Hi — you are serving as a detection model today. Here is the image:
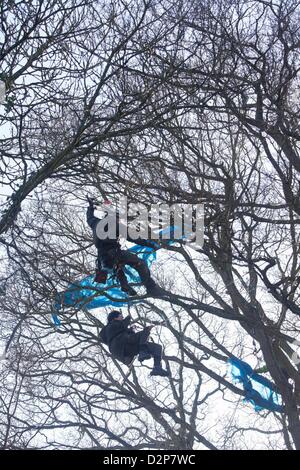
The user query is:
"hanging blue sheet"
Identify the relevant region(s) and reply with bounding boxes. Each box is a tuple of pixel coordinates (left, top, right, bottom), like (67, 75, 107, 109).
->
(52, 223, 196, 325)
(228, 357, 284, 413)
(52, 243, 158, 325)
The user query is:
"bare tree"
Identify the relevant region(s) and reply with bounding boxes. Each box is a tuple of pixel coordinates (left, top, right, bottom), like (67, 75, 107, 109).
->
(1, 0, 300, 450)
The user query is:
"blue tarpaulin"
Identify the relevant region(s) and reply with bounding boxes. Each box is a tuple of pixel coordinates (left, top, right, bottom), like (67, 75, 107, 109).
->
(228, 357, 283, 413)
(52, 224, 195, 325)
(52, 243, 158, 325)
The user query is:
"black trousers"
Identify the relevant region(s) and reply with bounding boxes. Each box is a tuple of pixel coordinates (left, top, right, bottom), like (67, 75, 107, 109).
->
(112, 249, 153, 289)
(124, 328, 162, 365)
(87, 207, 155, 289)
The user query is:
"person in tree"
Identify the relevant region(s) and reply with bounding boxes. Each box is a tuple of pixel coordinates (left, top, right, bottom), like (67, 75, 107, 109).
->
(86, 196, 165, 297)
(99, 310, 170, 377)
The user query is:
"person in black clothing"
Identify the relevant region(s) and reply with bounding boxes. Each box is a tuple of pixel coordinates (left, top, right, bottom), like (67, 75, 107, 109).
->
(99, 310, 170, 377)
(86, 197, 165, 297)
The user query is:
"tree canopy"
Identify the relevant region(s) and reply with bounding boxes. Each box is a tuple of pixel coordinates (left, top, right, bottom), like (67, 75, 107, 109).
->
(1, 0, 300, 450)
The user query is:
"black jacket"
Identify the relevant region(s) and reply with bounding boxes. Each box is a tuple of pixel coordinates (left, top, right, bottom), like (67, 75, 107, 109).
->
(87, 206, 159, 270)
(86, 206, 120, 272)
(87, 206, 159, 249)
(99, 316, 137, 365)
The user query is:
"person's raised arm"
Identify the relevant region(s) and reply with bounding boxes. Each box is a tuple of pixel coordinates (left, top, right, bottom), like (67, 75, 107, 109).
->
(86, 196, 98, 230)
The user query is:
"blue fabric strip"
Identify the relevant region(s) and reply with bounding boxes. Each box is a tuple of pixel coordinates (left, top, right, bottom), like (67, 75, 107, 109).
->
(228, 357, 283, 413)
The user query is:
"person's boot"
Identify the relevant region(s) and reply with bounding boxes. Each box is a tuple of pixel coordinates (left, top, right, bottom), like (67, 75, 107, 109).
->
(150, 366, 170, 377)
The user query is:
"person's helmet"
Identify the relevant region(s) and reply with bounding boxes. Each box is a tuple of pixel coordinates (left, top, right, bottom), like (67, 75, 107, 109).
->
(107, 310, 122, 323)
